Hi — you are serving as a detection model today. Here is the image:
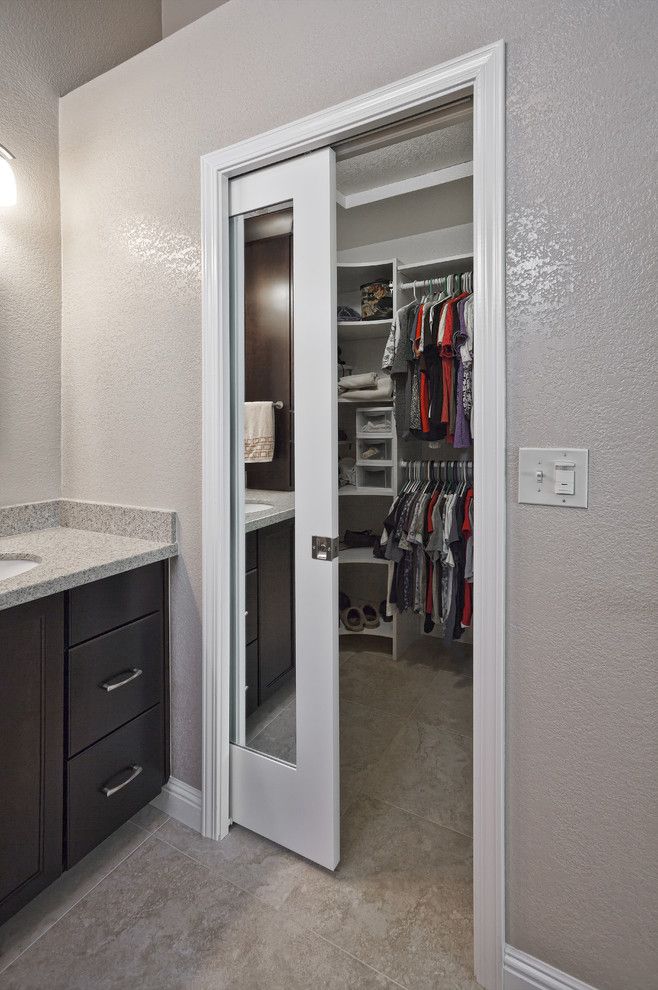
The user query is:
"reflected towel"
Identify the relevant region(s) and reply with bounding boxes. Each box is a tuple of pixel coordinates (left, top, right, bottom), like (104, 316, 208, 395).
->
(244, 401, 275, 462)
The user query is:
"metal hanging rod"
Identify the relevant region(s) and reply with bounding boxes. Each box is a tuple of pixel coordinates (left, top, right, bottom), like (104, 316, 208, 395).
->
(400, 458, 473, 484)
(400, 271, 473, 291)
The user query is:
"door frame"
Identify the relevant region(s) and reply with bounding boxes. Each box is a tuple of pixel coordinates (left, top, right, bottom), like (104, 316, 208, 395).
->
(201, 40, 506, 990)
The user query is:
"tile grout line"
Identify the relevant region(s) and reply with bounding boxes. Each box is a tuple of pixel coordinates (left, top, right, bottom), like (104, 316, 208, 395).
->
(360, 792, 474, 841)
(130, 815, 171, 836)
(246, 693, 295, 744)
(151, 831, 411, 988)
(0, 826, 156, 976)
(310, 928, 411, 989)
(249, 697, 295, 747)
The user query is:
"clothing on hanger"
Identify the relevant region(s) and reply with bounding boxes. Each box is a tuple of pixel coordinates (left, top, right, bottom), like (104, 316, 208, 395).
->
(375, 461, 473, 641)
(382, 275, 474, 449)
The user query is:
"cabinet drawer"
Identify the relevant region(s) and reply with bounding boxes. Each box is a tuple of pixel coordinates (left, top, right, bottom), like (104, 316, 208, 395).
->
(68, 562, 164, 646)
(246, 532, 258, 571)
(67, 612, 164, 757)
(66, 706, 164, 868)
(245, 569, 258, 645)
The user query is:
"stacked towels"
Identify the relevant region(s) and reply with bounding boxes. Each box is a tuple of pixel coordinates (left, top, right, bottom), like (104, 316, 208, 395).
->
(338, 372, 393, 401)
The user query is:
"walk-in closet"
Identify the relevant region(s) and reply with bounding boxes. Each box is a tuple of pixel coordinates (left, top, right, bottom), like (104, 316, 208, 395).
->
(334, 104, 475, 913)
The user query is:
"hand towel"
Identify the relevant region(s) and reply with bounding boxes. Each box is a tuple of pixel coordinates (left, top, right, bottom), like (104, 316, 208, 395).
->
(244, 401, 275, 462)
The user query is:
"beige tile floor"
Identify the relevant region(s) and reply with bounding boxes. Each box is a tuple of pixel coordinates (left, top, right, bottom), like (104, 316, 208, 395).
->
(0, 637, 476, 990)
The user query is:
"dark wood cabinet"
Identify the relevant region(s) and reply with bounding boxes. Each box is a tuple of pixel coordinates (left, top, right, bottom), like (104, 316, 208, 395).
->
(0, 561, 169, 917)
(258, 521, 295, 702)
(0, 594, 64, 925)
(244, 522, 295, 713)
(64, 562, 168, 868)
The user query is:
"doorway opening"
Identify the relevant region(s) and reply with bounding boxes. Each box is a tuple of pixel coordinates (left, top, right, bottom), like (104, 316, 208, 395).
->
(202, 44, 505, 990)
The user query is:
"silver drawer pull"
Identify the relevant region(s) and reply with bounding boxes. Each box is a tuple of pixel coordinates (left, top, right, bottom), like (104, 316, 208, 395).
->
(100, 668, 143, 692)
(101, 764, 143, 797)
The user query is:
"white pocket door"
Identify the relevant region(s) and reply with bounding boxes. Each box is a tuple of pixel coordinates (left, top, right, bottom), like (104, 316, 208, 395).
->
(228, 148, 339, 869)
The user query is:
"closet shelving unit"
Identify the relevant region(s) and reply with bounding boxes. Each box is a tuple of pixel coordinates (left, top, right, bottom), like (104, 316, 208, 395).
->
(397, 252, 473, 284)
(337, 258, 418, 657)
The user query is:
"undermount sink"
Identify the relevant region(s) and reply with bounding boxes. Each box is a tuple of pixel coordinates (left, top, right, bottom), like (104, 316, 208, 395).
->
(0, 556, 41, 580)
(245, 502, 273, 514)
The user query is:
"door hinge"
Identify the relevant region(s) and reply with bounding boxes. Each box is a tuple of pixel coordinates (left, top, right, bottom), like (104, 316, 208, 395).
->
(312, 536, 339, 561)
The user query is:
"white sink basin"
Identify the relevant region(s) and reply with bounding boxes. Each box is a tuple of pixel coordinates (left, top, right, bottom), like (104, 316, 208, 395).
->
(0, 557, 40, 580)
(245, 502, 273, 514)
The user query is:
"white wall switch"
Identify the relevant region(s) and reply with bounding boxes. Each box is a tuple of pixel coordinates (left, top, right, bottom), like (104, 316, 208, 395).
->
(518, 448, 588, 507)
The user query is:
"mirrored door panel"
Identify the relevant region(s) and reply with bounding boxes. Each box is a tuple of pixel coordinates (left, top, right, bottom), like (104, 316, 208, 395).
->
(230, 202, 296, 765)
(228, 149, 339, 870)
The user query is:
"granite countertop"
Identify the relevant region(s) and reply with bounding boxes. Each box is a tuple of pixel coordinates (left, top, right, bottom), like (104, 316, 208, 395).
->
(0, 499, 178, 611)
(245, 490, 295, 533)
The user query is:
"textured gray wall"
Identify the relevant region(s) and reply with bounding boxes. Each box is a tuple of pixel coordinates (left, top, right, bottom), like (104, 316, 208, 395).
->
(161, 0, 229, 37)
(58, 2, 658, 987)
(0, 0, 162, 506)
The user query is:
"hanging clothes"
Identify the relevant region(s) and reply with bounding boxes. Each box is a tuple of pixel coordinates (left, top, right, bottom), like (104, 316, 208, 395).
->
(382, 275, 474, 449)
(376, 463, 473, 641)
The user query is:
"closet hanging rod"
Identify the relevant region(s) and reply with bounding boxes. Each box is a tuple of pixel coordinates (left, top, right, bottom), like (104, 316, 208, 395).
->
(400, 272, 472, 290)
(399, 459, 473, 468)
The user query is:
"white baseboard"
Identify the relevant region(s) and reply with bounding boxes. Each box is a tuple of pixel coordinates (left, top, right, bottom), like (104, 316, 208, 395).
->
(151, 776, 202, 832)
(504, 947, 600, 990)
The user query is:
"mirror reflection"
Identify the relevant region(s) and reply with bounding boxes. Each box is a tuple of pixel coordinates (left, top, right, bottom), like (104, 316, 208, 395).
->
(232, 204, 297, 765)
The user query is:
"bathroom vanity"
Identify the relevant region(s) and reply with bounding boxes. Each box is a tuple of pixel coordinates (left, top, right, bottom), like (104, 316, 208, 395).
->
(244, 492, 295, 718)
(0, 501, 177, 925)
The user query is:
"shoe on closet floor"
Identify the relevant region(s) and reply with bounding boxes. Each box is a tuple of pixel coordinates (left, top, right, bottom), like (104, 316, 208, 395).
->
(362, 603, 380, 628)
(341, 607, 365, 632)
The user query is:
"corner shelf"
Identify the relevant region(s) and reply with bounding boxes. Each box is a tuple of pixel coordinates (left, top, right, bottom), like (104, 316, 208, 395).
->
(339, 485, 394, 497)
(398, 252, 473, 284)
(339, 624, 393, 640)
(339, 547, 388, 565)
(337, 319, 392, 342)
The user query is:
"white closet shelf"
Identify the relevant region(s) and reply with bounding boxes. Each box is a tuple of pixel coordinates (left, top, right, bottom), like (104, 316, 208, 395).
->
(339, 547, 388, 565)
(356, 459, 393, 468)
(398, 253, 473, 281)
(339, 485, 394, 497)
(339, 624, 393, 639)
(337, 319, 392, 342)
(337, 260, 395, 293)
(338, 396, 394, 405)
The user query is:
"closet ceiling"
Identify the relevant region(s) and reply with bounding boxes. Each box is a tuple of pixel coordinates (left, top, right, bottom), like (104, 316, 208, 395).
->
(335, 119, 472, 196)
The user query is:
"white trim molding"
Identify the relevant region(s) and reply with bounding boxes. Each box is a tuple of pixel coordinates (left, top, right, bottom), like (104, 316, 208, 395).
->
(201, 40, 506, 990)
(504, 947, 600, 990)
(151, 777, 202, 832)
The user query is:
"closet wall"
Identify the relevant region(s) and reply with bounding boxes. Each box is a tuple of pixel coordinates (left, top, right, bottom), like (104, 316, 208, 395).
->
(59, 4, 656, 988)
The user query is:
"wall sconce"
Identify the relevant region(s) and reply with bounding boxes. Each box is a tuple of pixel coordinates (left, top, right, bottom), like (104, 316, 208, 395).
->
(0, 145, 17, 207)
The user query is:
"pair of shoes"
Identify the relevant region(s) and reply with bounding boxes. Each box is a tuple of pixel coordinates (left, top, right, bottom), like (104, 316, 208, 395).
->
(340, 602, 380, 631)
(379, 599, 393, 623)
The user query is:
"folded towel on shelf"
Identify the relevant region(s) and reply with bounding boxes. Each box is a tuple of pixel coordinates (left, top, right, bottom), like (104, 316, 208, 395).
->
(339, 376, 393, 402)
(338, 372, 378, 392)
(244, 401, 275, 463)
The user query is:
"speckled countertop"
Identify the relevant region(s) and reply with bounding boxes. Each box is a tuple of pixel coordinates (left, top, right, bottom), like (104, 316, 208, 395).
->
(0, 499, 178, 611)
(245, 490, 295, 532)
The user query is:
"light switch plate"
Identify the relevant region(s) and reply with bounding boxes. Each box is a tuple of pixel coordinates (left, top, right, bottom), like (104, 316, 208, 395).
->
(518, 448, 589, 507)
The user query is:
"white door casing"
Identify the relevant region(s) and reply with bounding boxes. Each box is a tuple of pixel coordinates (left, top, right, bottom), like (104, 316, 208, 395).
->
(202, 41, 506, 989)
